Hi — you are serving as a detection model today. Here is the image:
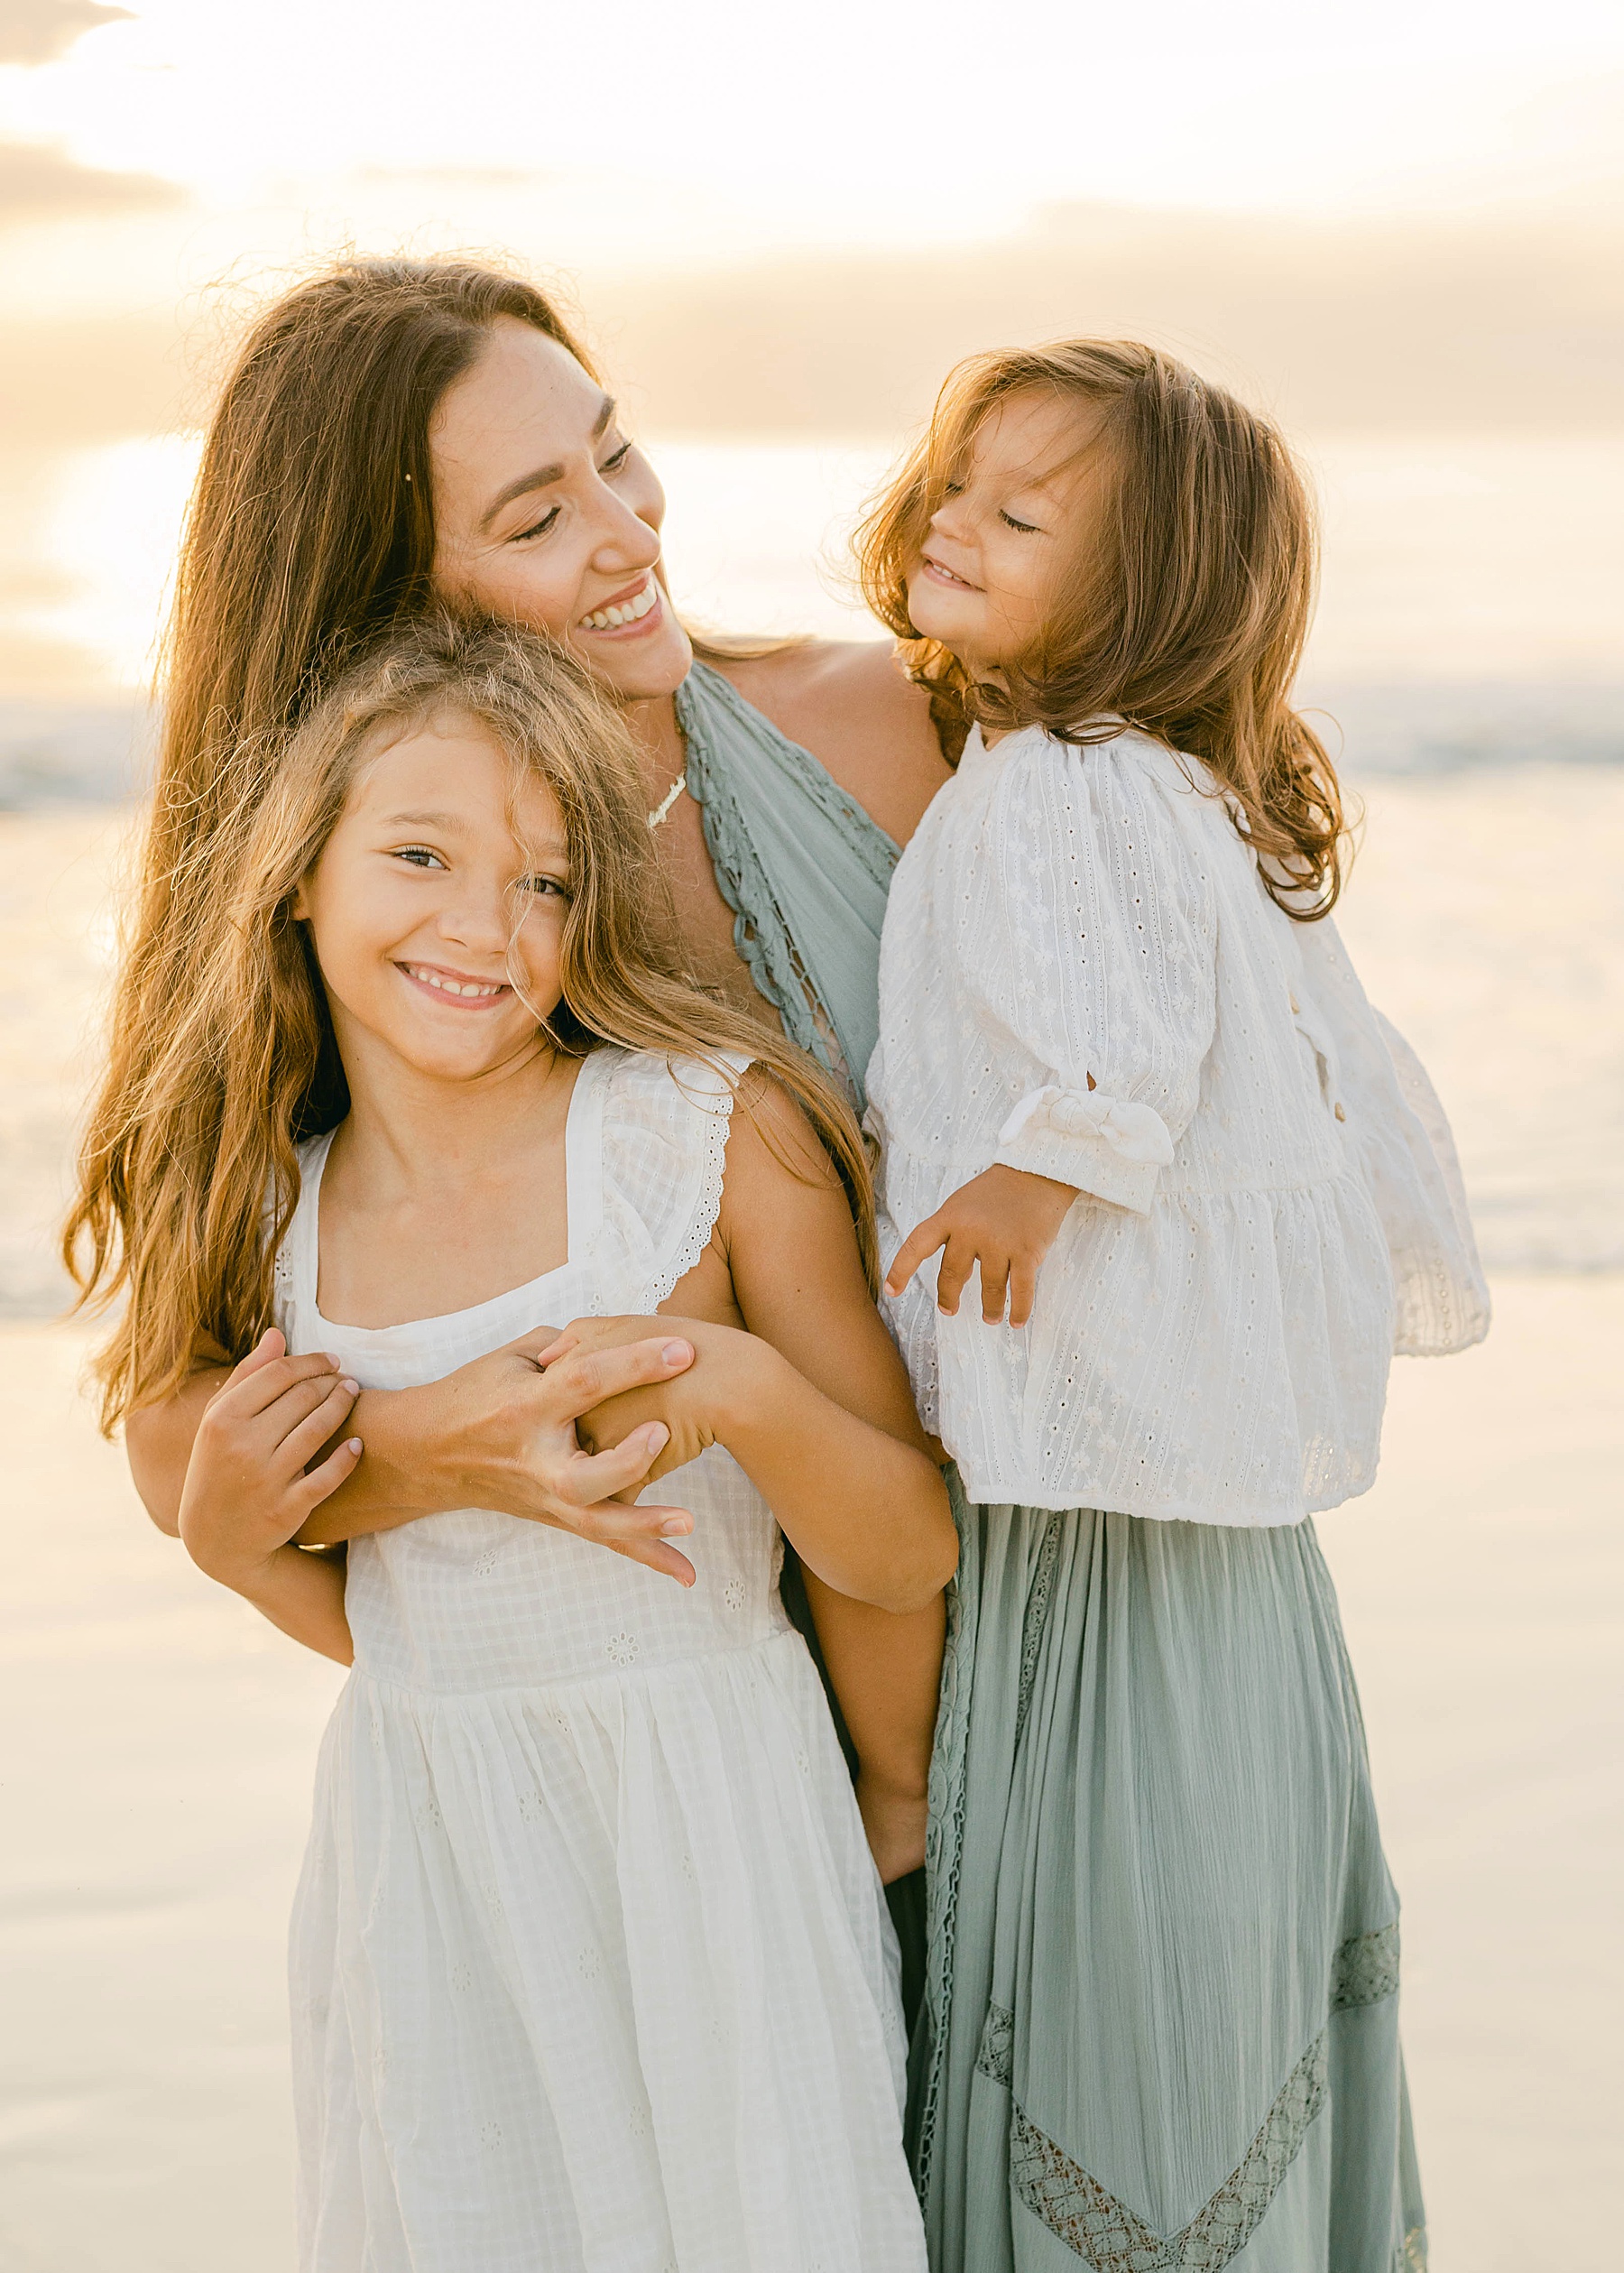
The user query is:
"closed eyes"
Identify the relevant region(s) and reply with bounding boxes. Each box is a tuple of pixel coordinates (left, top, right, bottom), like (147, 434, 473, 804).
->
(511, 441, 635, 545)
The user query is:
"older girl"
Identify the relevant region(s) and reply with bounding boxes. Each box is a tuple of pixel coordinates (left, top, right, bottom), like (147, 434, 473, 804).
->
(859, 345, 1488, 2271)
(113, 256, 953, 1936)
(71, 614, 951, 2268)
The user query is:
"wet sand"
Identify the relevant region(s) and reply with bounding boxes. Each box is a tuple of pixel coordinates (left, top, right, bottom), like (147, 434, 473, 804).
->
(1, 1278, 1619, 2271)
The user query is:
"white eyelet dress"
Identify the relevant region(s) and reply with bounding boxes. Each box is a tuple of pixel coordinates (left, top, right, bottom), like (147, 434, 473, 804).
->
(272, 1047, 922, 2273)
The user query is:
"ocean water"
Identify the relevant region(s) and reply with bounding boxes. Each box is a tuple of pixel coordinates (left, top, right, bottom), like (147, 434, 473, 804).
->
(2, 433, 1619, 1314)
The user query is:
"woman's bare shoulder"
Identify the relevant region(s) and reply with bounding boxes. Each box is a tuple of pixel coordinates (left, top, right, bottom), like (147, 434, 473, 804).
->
(710, 639, 950, 848)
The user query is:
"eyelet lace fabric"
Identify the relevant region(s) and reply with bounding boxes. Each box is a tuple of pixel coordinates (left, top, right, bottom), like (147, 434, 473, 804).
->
(272, 1045, 925, 2268)
(640, 1062, 736, 1307)
(868, 723, 1488, 1523)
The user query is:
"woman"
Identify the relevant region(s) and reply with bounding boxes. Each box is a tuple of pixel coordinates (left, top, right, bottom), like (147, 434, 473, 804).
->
(118, 254, 951, 1969)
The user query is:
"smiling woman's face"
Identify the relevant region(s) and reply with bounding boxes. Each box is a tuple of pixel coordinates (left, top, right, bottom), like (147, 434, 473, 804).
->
(430, 319, 695, 703)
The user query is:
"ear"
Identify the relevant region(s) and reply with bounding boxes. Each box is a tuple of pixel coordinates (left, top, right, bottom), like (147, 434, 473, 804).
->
(290, 877, 313, 922)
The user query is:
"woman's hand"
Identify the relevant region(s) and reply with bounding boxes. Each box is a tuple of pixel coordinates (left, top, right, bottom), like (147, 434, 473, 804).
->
(885, 1164, 1079, 1326)
(294, 1324, 708, 1585)
(538, 1316, 756, 1482)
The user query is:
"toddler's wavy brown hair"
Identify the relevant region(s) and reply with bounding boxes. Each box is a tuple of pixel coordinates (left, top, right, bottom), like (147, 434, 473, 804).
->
(856, 339, 1346, 914)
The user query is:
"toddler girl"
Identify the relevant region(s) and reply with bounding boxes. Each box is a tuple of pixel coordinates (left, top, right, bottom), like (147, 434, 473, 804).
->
(70, 614, 951, 2270)
(860, 344, 1486, 2272)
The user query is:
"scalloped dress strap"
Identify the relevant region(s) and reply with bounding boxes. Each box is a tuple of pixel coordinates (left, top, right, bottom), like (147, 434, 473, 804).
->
(676, 661, 899, 1108)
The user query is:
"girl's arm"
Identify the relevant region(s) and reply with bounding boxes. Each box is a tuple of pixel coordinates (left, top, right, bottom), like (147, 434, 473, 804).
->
(562, 1083, 955, 1612)
(561, 1077, 956, 1878)
(125, 1331, 707, 1582)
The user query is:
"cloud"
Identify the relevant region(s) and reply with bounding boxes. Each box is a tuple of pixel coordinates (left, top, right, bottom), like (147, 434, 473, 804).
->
(0, 1, 132, 68)
(0, 139, 184, 219)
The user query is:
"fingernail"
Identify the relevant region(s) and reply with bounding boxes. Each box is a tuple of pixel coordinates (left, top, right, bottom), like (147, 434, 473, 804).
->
(341, 1379, 359, 1396)
(661, 1340, 691, 1365)
(325, 1353, 342, 1368)
(346, 1438, 363, 1454)
(643, 1424, 669, 1452)
(660, 1516, 691, 1536)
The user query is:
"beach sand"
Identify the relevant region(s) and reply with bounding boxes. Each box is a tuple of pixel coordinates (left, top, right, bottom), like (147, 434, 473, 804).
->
(0, 1280, 1619, 2272)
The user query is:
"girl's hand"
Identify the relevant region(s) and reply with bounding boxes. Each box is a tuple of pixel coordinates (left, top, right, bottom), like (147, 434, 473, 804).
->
(178, 1329, 361, 1587)
(885, 1165, 1079, 1326)
(538, 1316, 755, 1484)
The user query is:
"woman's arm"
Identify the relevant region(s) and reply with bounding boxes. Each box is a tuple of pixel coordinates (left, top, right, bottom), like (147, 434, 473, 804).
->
(126, 1330, 708, 1582)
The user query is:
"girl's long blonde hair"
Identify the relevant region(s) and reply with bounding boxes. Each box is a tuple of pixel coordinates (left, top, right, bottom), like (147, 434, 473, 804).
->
(66, 614, 875, 1431)
(856, 339, 1347, 914)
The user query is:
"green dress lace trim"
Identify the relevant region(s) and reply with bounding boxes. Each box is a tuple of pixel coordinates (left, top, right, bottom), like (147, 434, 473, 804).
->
(676, 660, 899, 1109)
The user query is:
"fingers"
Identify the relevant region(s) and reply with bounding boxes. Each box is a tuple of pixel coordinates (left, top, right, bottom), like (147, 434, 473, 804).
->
(278, 1377, 361, 1474)
(934, 1234, 979, 1318)
(219, 1348, 345, 1421)
(979, 1253, 1010, 1326)
(299, 1434, 364, 1510)
(231, 1327, 286, 1381)
(606, 1531, 697, 1587)
(884, 1214, 946, 1298)
(1007, 1255, 1039, 1329)
(555, 1424, 672, 1507)
(547, 1339, 695, 1417)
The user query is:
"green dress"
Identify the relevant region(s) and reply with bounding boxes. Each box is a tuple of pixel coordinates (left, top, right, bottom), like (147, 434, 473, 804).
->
(676, 661, 1425, 2270)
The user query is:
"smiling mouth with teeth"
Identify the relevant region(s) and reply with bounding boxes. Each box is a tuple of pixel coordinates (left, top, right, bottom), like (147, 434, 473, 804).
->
(577, 578, 660, 633)
(401, 964, 508, 1002)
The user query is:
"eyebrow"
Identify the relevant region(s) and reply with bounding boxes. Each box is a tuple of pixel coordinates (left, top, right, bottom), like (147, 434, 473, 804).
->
(383, 809, 466, 832)
(478, 395, 618, 532)
(381, 811, 568, 859)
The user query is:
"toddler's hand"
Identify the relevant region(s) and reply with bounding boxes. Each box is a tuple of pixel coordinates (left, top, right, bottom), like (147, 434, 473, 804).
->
(178, 1330, 361, 1587)
(885, 1166, 1079, 1326)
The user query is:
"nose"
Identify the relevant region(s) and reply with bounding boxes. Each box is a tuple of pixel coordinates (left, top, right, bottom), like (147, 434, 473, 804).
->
(434, 882, 511, 959)
(928, 494, 970, 543)
(586, 473, 663, 575)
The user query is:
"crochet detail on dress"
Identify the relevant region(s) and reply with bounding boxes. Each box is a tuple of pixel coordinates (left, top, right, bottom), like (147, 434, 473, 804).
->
(1398, 2225, 1428, 2271)
(643, 1067, 737, 1307)
(975, 2000, 1014, 2088)
(912, 1475, 974, 2205)
(1009, 2030, 1328, 2271)
(1332, 1921, 1400, 2010)
(1015, 1517, 1063, 1748)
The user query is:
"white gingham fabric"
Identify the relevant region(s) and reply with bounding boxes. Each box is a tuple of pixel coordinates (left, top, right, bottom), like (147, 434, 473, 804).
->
(275, 1047, 922, 2273)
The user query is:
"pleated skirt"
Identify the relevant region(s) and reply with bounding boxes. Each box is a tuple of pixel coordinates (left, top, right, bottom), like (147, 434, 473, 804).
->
(911, 1495, 1427, 2273)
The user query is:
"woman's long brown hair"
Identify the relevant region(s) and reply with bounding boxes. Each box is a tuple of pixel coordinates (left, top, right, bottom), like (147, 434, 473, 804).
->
(856, 339, 1348, 914)
(67, 614, 876, 1431)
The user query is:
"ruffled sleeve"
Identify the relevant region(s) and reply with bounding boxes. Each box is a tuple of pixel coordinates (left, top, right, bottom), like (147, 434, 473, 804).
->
(981, 739, 1216, 1213)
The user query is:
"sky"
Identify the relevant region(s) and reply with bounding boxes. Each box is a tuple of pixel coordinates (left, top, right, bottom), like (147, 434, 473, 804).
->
(0, 0, 1619, 700)
(0, 0, 1622, 319)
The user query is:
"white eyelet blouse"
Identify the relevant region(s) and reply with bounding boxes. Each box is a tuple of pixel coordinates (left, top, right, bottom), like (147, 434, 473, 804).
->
(865, 724, 1489, 1525)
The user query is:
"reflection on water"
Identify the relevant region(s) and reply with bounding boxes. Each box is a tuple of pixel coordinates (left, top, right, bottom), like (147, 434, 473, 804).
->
(0, 431, 1621, 703)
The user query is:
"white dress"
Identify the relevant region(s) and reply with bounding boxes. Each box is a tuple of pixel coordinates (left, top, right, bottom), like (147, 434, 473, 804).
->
(272, 1047, 923, 2273)
(867, 723, 1488, 1523)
